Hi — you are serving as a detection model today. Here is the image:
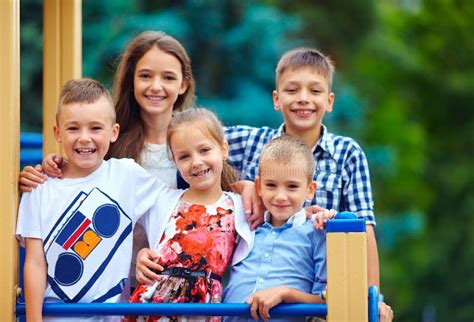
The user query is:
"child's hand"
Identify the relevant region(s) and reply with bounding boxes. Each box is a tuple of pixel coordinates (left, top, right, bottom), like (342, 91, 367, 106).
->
(246, 286, 288, 321)
(306, 205, 336, 230)
(19, 164, 47, 192)
(42, 153, 66, 178)
(238, 180, 265, 230)
(136, 248, 163, 285)
(379, 302, 394, 322)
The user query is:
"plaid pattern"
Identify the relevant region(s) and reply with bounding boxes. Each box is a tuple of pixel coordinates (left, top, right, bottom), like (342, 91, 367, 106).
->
(225, 124, 376, 225)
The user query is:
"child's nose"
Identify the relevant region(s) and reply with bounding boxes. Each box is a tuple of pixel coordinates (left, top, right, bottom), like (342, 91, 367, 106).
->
(79, 131, 92, 143)
(150, 77, 164, 91)
(191, 155, 204, 167)
(275, 189, 287, 200)
(298, 89, 309, 103)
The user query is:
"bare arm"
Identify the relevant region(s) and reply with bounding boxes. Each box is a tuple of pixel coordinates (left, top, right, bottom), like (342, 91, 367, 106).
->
(247, 286, 324, 321)
(230, 180, 264, 230)
(366, 224, 380, 290)
(24, 238, 47, 322)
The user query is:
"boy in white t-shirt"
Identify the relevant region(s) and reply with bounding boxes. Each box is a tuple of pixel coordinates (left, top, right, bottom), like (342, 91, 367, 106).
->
(16, 79, 168, 322)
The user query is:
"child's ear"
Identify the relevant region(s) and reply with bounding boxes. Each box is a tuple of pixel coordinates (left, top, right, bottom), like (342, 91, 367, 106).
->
(272, 90, 281, 111)
(110, 123, 120, 143)
(53, 124, 61, 143)
(255, 176, 263, 197)
(306, 181, 317, 201)
(326, 92, 335, 113)
(222, 141, 229, 160)
(178, 78, 190, 95)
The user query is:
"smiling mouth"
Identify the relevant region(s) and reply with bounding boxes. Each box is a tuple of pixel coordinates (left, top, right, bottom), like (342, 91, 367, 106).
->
(75, 148, 96, 155)
(292, 109, 315, 116)
(145, 95, 166, 101)
(192, 168, 210, 177)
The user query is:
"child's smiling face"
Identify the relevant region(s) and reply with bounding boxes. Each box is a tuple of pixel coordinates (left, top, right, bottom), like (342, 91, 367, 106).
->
(256, 159, 316, 227)
(54, 96, 119, 178)
(133, 46, 188, 121)
(273, 67, 334, 137)
(170, 125, 228, 201)
(255, 160, 316, 226)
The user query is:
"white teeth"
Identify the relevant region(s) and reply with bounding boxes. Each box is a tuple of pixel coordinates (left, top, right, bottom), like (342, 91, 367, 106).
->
(294, 110, 314, 115)
(75, 148, 95, 154)
(193, 168, 210, 177)
(146, 95, 166, 101)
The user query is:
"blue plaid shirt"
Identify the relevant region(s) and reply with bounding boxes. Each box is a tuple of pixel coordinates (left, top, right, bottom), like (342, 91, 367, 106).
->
(225, 124, 376, 225)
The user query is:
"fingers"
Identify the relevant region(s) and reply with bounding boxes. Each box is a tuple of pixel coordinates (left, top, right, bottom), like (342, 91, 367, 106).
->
(379, 302, 394, 322)
(247, 296, 260, 321)
(259, 302, 270, 321)
(19, 165, 47, 192)
(249, 194, 265, 230)
(43, 154, 64, 178)
(312, 208, 337, 230)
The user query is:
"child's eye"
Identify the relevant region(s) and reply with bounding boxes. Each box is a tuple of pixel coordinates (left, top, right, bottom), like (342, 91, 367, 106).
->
(265, 183, 276, 189)
(177, 154, 189, 161)
(164, 75, 177, 81)
(200, 147, 211, 153)
(288, 184, 300, 189)
(311, 89, 322, 94)
(66, 127, 78, 131)
(285, 88, 297, 93)
(91, 126, 103, 131)
(138, 73, 151, 79)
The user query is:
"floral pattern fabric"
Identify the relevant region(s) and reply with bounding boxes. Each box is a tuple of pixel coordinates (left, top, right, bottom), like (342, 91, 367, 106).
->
(127, 194, 236, 322)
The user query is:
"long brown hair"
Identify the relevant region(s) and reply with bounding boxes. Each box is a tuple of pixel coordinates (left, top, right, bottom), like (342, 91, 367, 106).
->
(106, 31, 196, 161)
(166, 108, 239, 192)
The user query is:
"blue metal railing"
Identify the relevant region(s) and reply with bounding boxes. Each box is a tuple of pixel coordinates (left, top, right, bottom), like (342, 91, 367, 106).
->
(20, 132, 43, 166)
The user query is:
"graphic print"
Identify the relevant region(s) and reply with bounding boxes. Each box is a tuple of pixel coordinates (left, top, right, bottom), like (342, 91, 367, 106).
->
(44, 187, 132, 302)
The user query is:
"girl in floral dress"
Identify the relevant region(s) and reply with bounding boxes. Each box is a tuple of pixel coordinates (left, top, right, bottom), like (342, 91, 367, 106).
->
(127, 108, 254, 322)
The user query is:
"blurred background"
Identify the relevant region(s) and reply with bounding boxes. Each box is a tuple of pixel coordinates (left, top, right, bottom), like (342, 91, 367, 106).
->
(19, 0, 473, 320)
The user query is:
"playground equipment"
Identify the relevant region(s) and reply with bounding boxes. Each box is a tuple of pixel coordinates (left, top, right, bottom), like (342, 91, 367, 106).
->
(1, 1, 381, 320)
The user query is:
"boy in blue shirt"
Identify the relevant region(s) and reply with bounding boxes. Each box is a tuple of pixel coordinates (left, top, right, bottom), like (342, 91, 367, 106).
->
(223, 135, 327, 322)
(225, 48, 380, 290)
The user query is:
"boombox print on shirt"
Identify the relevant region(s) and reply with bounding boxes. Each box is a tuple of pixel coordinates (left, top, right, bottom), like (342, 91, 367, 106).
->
(43, 187, 132, 302)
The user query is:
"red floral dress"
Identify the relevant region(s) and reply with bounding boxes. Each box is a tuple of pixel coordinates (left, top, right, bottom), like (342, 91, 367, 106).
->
(128, 193, 236, 322)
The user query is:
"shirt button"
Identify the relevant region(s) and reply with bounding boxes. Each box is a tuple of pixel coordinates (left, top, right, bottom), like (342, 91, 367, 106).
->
(264, 253, 269, 258)
(259, 278, 264, 283)
(272, 231, 277, 236)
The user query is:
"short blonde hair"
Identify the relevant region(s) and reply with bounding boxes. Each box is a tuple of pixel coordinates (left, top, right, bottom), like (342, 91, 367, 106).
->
(275, 47, 335, 91)
(56, 78, 115, 123)
(258, 134, 315, 181)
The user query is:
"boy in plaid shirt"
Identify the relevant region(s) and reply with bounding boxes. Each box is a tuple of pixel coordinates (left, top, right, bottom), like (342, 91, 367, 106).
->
(225, 47, 380, 290)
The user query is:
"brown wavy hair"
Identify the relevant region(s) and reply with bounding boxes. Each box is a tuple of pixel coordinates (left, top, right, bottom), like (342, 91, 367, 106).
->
(106, 31, 196, 162)
(166, 108, 239, 192)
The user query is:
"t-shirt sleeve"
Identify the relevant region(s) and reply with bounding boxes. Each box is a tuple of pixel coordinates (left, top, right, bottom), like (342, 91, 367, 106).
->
(130, 160, 166, 220)
(311, 231, 327, 294)
(16, 190, 42, 247)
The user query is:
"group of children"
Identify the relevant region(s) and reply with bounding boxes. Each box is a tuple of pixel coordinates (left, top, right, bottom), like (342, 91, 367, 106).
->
(17, 30, 393, 321)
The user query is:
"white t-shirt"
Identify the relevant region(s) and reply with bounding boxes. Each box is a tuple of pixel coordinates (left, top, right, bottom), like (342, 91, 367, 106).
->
(16, 158, 170, 322)
(139, 142, 177, 188)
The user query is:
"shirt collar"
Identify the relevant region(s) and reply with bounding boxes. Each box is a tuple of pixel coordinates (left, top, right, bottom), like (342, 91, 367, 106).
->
(263, 208, 307, 227)
(277, 123, 335, 158)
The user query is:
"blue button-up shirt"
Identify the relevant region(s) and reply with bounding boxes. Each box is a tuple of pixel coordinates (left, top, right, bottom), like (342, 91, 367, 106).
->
(225, 124, 376, 225)
(223, 209, 326, 322)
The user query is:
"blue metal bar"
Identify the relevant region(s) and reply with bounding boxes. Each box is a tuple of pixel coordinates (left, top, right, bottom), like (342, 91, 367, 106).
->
(16, 303, 327, 317)
(327, 211, 366, 233)
(20, 132, 43, 148)
(368, 285, 379, 322)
